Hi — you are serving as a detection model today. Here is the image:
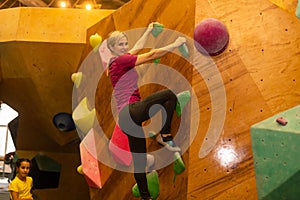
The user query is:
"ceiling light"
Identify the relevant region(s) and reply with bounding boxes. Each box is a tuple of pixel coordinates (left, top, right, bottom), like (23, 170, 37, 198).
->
(60, 1, 67, 8)
(85, 4, 92, 10)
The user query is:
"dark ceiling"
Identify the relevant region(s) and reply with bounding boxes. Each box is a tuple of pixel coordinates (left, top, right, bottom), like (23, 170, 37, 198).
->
(0, 0, 130, 9)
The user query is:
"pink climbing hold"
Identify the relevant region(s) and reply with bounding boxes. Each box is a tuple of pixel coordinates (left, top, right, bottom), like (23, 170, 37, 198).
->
(98, 40, 113, 70)
(276, 117, 288, 126)
(194, 18, 229, 56)
(79, 128, 103, 188)
(109, 124, 132, 166)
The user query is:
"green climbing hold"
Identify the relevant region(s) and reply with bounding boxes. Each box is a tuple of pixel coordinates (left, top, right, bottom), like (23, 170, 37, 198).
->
(148, 131, 157, 139)
(152, 23, 164, 37)
(296, 0, 300, 18)
(173, 152, 185, 183)
(178, 43, 189, 58)
(175, 90, 191, 117)
(153, 57, 160, 64)
(173, 152, 185, 175)
(132, 170, 160, 199)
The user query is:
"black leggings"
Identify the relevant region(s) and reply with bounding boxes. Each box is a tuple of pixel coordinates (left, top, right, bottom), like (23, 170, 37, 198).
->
(118, 89, 177, 198)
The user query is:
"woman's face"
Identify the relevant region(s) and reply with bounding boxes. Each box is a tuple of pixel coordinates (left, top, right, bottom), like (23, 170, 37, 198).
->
(110, 36, 129, 56)
(17, 161, 30, 179)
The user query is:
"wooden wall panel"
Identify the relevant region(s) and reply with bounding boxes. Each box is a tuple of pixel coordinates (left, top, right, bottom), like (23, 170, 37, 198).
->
(0, 7, 114, 43)
(0, 42, 82, 148)
(188, 0, 300, 199)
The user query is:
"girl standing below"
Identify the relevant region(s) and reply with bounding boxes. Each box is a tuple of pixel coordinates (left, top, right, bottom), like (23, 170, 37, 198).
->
(8, 158, 33, 200)
(106, 23, 186, 200)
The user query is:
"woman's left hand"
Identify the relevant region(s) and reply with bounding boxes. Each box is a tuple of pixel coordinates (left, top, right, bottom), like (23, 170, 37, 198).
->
(173, 37, 187, 47)
(146, 22, 155, 32)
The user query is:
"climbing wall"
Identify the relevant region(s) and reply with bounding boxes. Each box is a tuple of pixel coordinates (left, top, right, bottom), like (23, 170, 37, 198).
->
(251, 105, 300, 200)
(77, 0, 300, 199)
(187, 0, 300, 199)
(79, 0, 195, 199)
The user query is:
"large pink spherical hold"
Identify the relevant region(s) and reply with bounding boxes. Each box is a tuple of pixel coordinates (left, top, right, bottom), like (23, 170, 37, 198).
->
(194, 18, 229, 56)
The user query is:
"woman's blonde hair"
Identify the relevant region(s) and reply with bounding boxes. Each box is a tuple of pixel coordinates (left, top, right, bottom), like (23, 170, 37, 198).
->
(107, 31, 127, 51)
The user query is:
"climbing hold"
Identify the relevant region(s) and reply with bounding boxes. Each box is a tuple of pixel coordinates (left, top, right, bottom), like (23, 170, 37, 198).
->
(72, 97, 96, 136)
(147, 154, 155, 171)
(109, 124, 132, 166)
(153, 57, 160, 64)
(71, 72, 83, 88)
(98, 40, 113, 70)
(77, 165, 83, 175)
(132, 170, 160, 199)
(276, 117, 288, 126)
(152, 22, 164, 37)
(173, 152, 185, 183)
(178, 43, 189, 58)
(175, 90, 191, 117)
(89, 33, 103, 50)
(148, 131, 157, 139)
(194, 18, 229, 56)
(296, 0, 300, 18)
(80, 129, 102, 188)
(52, 112, 76, 132)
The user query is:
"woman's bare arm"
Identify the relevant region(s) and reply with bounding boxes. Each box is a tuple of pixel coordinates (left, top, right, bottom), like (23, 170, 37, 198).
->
(129, 22, 154, 55)
(135, 37, 186, 66)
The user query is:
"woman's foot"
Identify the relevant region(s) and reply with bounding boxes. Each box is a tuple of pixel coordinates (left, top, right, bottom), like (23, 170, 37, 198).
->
(156, 134, 181, 152)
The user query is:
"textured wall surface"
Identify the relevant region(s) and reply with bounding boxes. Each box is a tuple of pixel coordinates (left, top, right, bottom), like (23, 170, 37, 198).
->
(188, 0, 300, 199)
(251, 105, 300, 200)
